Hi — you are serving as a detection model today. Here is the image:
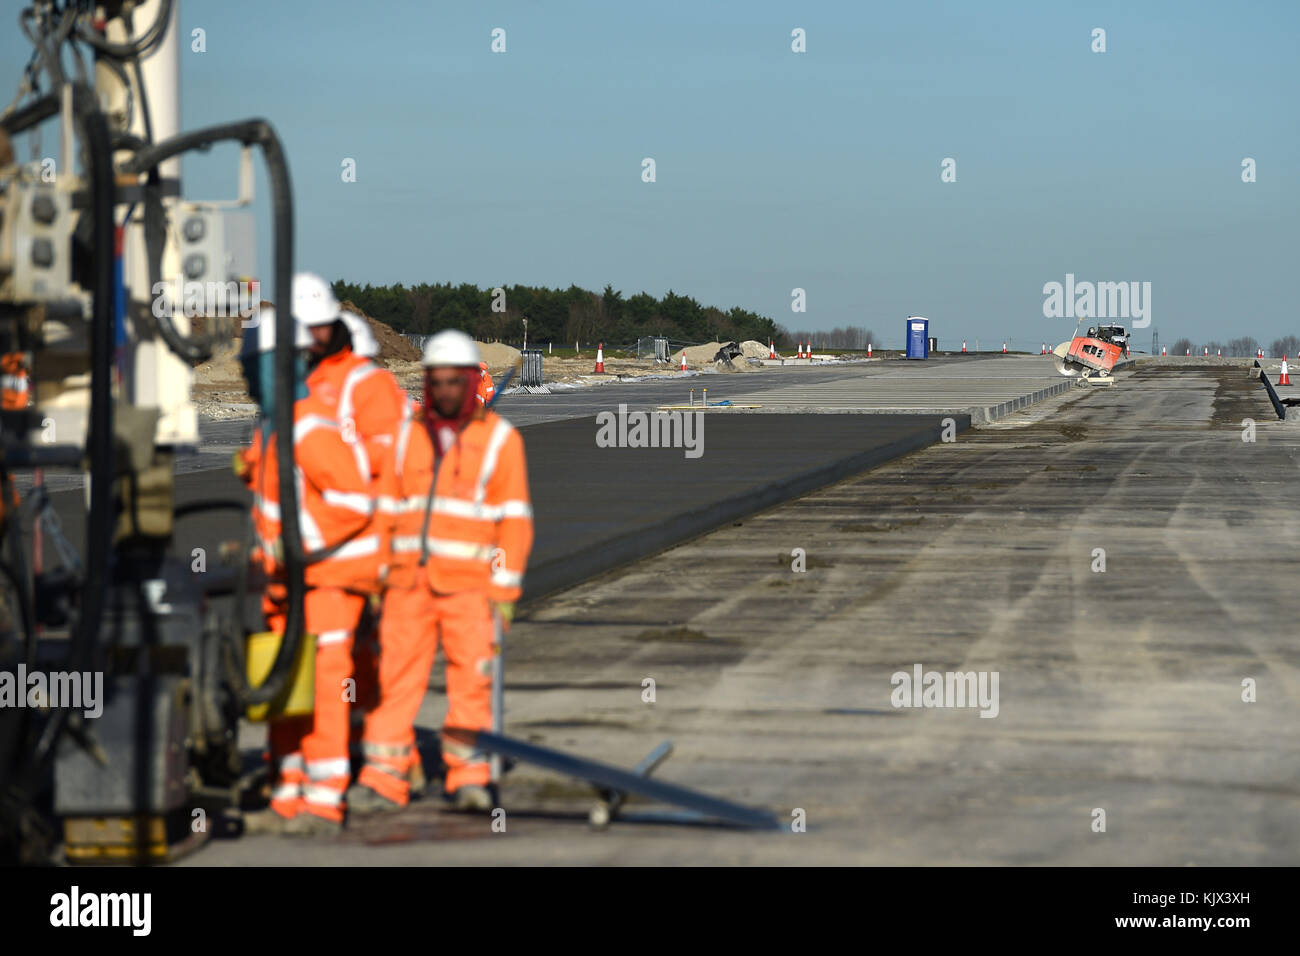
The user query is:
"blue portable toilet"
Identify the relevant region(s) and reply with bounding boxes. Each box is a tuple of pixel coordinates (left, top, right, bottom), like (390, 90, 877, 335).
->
(905, 316, 930, 359)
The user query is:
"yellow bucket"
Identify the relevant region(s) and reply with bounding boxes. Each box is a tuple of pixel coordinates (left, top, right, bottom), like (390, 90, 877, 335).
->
(245, 630, 316, 722)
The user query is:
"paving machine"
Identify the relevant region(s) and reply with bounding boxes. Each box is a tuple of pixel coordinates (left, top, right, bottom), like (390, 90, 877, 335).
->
(1053, 322, 1129, 384)
(0, 0, 305, 863)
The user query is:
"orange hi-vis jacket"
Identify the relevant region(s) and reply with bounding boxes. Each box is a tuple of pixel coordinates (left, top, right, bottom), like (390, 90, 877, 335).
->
(242, 395, 383, 593)
(1, 353, 29, 411)
(476, 362, 495, 406)
(306, 348, 407, 481)
(379, 404, 533, 603)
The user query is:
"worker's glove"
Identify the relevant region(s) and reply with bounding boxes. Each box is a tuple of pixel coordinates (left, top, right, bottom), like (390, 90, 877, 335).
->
(270, 537, 284, 564)
(494, 602, 515, 628)
(231, 450, 251, 479)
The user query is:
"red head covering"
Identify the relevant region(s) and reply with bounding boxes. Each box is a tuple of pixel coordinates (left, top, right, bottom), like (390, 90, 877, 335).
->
(423, 366, 480, 454)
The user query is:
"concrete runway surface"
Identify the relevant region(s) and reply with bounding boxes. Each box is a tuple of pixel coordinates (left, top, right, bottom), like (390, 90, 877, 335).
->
(21, 361, 1299, 864)
(185, 364, 1300, 864)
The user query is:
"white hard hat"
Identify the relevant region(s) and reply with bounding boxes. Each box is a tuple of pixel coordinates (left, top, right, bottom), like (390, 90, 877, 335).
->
(292, 271, 341, 326)
(421, 329, 480, 368)
(340, 309, 379, 358)
(239, 305, 312, 357)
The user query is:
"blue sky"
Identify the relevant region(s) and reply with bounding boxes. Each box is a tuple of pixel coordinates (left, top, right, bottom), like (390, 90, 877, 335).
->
(4, 0, 1296, 347)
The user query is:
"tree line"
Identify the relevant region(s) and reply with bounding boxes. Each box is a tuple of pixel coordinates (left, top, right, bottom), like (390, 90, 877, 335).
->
(1169, 335, 1299, 357)
(329, 280, 785, 348)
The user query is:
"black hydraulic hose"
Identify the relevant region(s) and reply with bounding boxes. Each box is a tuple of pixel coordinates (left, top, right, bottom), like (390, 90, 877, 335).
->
(124, 120, 302, 706)
(123, 122, 283, 365)
(26, 87, 115, 778)
(18, 9, 65, 94)
(75, 0, 173, 60)
(0, 93, 58, 136)
(172, 499, 252, 521)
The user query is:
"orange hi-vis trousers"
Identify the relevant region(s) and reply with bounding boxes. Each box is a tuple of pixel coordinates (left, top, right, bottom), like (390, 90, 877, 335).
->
(358, 583, 496, 804)
(266, 586, 367, 822)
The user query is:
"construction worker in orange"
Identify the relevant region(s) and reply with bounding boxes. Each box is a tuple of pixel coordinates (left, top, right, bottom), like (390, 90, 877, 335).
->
(1, 352, 30, 410)
(292, 277, 407, 740)
(234, 306, 381, 835)
(476, 360, 495, 406)
(350, 329, 532, 814)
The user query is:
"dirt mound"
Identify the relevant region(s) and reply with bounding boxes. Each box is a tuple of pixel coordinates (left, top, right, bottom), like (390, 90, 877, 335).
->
(740, 340, 775, 359)
(671, 341, 762, 370)
(477, 341, 521, 371)
(340, 300, 420, 363)
(671, 342, 724, 368)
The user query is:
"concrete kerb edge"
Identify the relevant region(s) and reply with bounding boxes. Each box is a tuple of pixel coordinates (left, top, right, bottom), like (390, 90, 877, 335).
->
(977, 379, 1074, 424)
(694, 379, 1077, 424)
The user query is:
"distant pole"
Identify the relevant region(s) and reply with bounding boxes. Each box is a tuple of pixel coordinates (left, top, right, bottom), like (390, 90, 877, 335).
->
(523, 317, 528, 351)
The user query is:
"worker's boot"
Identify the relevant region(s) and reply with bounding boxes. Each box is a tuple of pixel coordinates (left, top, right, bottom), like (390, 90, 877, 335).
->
(345, 782, 404, 817)
(446, 783, 499, 813)
(408, 757, 427, 800)
(242, 808, 293, 835)
(283, 811, 343, 837)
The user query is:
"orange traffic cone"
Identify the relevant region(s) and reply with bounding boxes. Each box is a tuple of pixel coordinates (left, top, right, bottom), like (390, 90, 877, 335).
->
(962, 341, 967, 353)
(594, 342, 605, 373)
(680, 350, 688, 371)
(1281, 360, 1292, 385)
(1002, 342, 1007, 354)
(1161, 346, 1166, 355)
(867, 343, 872, 358)
(1040, 343, 1047, 355)
(769, 340, 776, 359)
